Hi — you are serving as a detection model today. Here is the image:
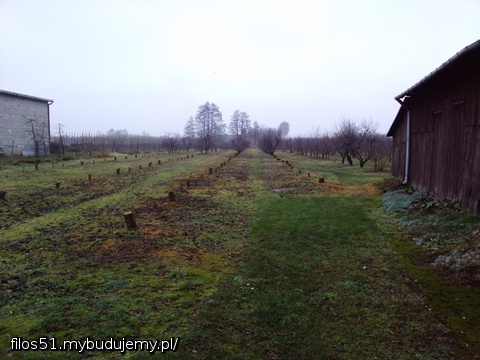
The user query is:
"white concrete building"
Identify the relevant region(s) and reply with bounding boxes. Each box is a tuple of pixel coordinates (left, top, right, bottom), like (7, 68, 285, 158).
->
(0, 90, 54, 156)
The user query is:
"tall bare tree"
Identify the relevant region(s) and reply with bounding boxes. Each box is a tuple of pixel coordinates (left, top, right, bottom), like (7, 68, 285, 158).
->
(24, 118, 43, 157)
(194, 102, 225, 153)
(183, 116, 196, 151)
(278, 121, 290, 138)
(229, 110, 251, 153)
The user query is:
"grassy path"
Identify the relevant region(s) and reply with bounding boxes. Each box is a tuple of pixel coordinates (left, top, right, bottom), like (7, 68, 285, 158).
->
(176, 150, 459, 359)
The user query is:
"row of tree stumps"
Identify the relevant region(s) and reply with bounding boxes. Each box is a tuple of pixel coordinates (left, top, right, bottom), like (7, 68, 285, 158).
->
(19, 153, 195, 174)
(122, 153, 237, 230)
(272, 154, 325, 184)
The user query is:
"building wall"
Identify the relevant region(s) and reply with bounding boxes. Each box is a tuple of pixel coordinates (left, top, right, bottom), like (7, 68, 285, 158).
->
(0, 93, 51, 155)
(390, 109, 407, 181)
(391, 52, 480, 213)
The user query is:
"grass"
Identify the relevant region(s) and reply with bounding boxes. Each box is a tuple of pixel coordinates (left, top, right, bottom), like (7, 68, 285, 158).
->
(176, 153, 459, 359)
(1, 149, 479, 359)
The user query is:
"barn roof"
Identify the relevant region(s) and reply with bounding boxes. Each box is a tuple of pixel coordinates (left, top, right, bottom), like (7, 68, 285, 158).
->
(388, 39, 480, 137)
(395, 39, 480, 101)
(0, 89, 54, 104)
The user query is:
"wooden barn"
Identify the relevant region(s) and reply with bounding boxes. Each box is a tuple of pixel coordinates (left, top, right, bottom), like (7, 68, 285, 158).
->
(0, 90, 54, 156)
(387, 39, 480, 213)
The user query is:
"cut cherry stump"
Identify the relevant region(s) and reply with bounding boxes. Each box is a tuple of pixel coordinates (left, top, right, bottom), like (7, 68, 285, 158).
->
(0, 190, 6, 200)
(319, 177, 325, 183)
(55, 181, 61, 189)
(168, 191, 176, 202)
(123, 211, 137, 230)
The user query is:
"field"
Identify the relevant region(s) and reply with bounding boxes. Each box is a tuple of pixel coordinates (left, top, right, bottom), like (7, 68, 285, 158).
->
(1, 149, 479, 359)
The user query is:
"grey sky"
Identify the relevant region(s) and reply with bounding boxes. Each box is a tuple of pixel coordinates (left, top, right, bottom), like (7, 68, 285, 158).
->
(1, 0, 479, 137)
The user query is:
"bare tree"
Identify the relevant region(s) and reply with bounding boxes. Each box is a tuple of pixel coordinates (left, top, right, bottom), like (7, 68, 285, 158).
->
(162, 133, 179, 154)
(334, 118, 358, 165)
(371, 135, 392, 171)
(250, 120, 261, 147)
(194, 102, 225, 153)
(183, 116, 196, 151)
(229, 110, 251, 153)
(57, 123, 65, 156)
(283, 137, 294, 153)
(333, 118, 385, 167)
(353, 119, 378, 168)
(258, 127, 282, 155)
(24, 118, 42, 157)
(319, 133, 333, 160)
(293, 136, 305, 155)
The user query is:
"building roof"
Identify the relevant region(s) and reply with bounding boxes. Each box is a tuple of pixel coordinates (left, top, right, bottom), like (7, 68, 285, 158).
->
(388, 39, 480, 136)
(0, 89, 54, 104)
(395, 39, 480, 101)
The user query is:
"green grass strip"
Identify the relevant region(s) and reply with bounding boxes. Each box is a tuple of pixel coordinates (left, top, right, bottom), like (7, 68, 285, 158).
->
(177, 193, 456, 359)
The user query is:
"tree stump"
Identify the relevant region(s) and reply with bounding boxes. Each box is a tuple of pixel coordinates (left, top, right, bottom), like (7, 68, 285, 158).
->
(319, 177, 325, 183)
(158, 160, 161, 165)
(116, 168, 120, 175)
(168, 191, 176, 202)
(0, 190, 6, 200)
(209, 168, 213, 175)
(308, 172, 311, 177)
(298, 170, 302, 174)
(187, 179, 191, 187)
(35, 164, 39, 170)
(148, 162, 152, 167)
(80, 161, 84, 165)
(88, 174, 92, 181)
(123, 211, 137, 230)
(55, 181, 61, 189)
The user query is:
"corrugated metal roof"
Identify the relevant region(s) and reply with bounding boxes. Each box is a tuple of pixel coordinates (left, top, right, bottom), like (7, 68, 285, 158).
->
(0, 89, 54, 104)
(395, 39, 480, 100)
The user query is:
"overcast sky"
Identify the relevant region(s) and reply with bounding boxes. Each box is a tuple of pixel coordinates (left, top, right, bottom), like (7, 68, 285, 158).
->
(1, 0, 479, 137)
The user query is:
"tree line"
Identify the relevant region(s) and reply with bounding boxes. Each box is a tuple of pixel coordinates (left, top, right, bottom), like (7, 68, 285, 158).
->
(48, 101, 391, 169)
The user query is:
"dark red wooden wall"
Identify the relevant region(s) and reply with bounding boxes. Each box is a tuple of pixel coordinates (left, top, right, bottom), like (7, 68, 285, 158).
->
(389, 45, 480, 213)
